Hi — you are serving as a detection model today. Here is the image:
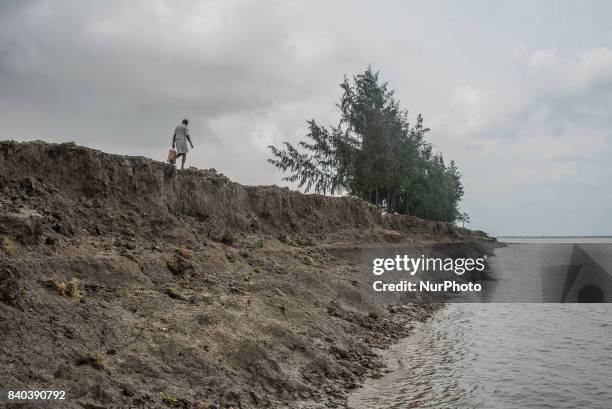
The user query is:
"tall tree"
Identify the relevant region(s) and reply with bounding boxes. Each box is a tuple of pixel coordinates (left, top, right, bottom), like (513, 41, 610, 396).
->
(268, 67, 465, 222)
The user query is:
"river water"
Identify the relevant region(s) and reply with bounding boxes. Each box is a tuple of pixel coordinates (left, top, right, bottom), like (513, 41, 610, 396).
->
(348, 239, 612, 408)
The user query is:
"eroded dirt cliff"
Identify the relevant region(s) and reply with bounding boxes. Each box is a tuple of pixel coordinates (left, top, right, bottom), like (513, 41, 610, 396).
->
(0, 140, 492, 408)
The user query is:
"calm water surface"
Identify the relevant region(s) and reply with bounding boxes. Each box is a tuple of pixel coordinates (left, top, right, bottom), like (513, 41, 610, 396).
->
(348, 239, 612, 408)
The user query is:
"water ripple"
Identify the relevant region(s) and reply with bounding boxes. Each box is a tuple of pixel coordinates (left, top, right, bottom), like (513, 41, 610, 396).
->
(349, 243, 612, 408)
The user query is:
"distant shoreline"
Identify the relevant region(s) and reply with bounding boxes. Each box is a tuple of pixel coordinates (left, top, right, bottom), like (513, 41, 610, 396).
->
(497, 235, 612, 239)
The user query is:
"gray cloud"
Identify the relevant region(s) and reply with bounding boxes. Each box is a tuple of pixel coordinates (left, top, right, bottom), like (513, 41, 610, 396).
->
(1, 0, 611, 235)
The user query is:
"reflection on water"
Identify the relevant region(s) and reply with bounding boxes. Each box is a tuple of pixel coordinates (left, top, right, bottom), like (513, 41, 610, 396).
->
(349, 242, 612, 408)
(348, 304, 612, 408)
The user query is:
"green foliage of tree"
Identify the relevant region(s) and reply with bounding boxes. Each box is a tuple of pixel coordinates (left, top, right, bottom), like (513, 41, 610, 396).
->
(456, 211, 471, 228)
(268, 67, 464, 222)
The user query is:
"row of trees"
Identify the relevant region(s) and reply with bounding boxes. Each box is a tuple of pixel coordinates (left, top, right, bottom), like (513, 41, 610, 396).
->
(268, 67, 465, 223)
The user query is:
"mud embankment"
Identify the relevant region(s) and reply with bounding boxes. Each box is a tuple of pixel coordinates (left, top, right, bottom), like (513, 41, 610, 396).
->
(0, 140, 495, 408)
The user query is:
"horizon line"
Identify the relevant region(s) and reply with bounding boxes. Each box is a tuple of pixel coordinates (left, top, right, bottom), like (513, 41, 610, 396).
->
(496, 235, 612, 238)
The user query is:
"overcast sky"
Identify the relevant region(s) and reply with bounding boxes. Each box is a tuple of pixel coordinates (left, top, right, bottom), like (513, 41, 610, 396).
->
(1, 0, 611, 236)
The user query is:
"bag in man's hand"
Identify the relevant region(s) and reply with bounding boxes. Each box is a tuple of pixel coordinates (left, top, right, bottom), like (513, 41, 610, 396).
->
(167, 149, 177, 164)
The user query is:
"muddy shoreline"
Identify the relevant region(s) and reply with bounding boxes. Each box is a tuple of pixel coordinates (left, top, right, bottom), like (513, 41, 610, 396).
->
(0, 140, 496, 408)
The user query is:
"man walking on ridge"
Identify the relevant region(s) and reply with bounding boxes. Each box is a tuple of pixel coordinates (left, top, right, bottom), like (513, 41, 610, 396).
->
(172, 118, 194, 170)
